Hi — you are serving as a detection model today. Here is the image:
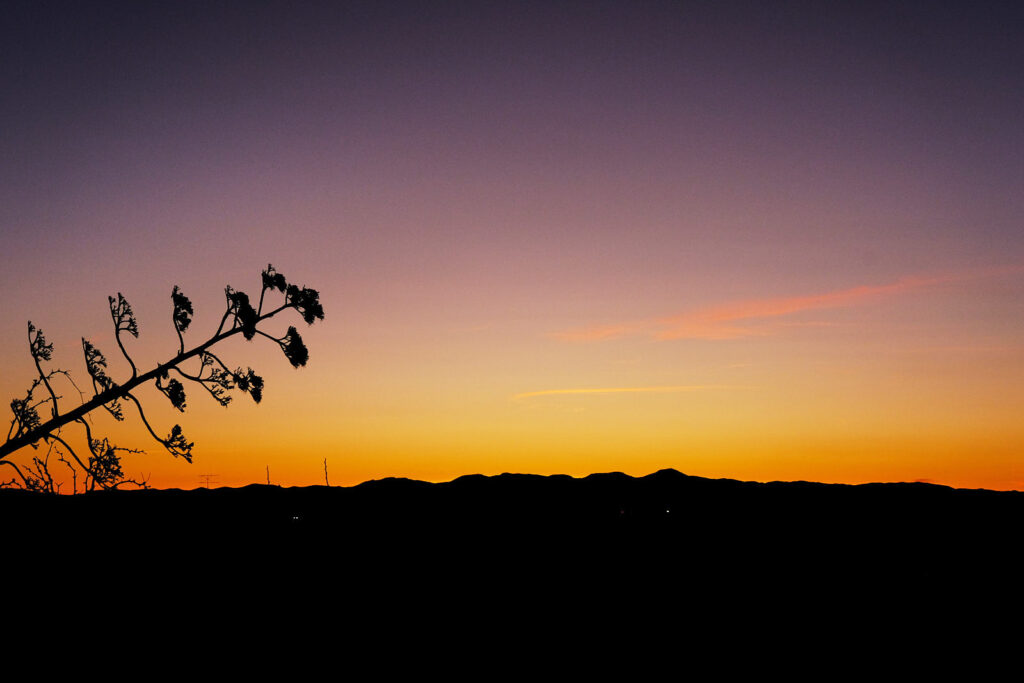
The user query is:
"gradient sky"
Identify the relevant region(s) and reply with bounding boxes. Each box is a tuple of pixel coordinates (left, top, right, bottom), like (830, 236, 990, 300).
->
(3, 1, 1023, 490)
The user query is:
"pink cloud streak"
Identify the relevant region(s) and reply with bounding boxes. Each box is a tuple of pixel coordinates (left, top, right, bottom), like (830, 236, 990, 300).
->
(554, 266, 1024, 342)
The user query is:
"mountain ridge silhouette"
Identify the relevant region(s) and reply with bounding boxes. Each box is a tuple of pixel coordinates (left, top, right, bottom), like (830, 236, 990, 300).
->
(5, 467, 1019, 541)
(5, 468, 1020, 603)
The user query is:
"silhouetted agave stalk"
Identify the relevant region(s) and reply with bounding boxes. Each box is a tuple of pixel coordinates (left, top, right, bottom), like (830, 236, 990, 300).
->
(0, 265, 324, 493)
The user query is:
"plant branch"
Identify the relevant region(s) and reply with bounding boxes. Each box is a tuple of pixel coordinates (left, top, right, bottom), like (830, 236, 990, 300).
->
(29, 325, 59, 419)
(1, 303, 290, 462)
(48, 433, 91, 477)
(114, 331, 137, 379)
(125, 392, 162, 446)
(0, 459, 29, 488)
(2, 266, 322, 493)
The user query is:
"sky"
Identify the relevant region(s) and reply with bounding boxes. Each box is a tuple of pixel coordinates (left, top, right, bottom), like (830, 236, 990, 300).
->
(2, 1, 1023, 490)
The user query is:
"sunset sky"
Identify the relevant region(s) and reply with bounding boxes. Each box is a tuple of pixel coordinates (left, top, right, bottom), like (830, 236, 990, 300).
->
(3, 1, 1023, 490)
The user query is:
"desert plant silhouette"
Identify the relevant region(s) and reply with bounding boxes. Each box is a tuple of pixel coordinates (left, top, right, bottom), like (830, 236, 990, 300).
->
(0, 265, 324, 493)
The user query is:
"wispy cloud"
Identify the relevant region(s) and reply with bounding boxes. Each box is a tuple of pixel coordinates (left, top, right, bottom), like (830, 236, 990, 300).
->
(512, 385, 738, 401)
(655, 275, 935, 340)
(553, 265, 1024, 342)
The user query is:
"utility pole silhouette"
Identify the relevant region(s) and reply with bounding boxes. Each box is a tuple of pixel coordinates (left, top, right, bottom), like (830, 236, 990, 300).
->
(266, 465, 270, 485)
(324, 458, 329, 486)
(198, 474, 218, 489)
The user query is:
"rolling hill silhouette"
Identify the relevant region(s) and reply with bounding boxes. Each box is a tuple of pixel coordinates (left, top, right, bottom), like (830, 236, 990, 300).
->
(6, 469, 1020, 581)
(6, 468, 1014, 641)
(7, 467, 1022, 633)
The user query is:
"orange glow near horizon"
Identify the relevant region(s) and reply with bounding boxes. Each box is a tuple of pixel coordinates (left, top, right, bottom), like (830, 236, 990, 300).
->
(3, 259, 1023, 493)
(3, 262, 1024, 492)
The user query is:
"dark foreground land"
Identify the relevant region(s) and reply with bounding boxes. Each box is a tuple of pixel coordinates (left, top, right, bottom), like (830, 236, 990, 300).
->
(7, 469, 1024, 641)
(6, 469, 1016, 646)
(5, 469, 1021, 586)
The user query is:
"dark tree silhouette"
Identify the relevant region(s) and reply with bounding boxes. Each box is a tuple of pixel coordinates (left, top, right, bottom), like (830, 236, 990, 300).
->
(1, 265, 324, 493)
